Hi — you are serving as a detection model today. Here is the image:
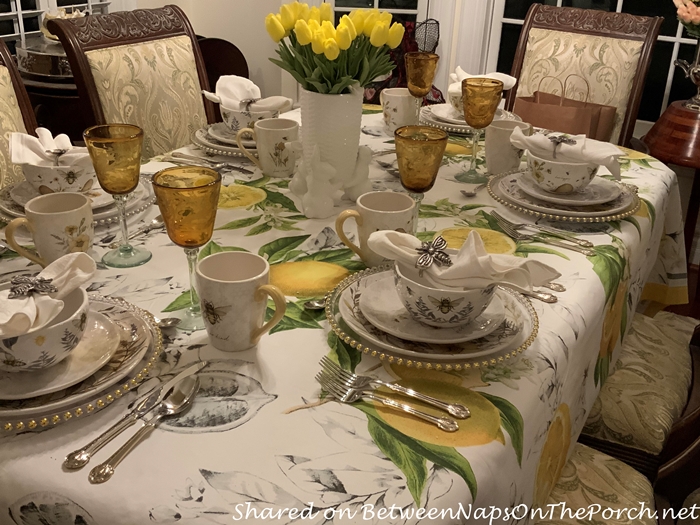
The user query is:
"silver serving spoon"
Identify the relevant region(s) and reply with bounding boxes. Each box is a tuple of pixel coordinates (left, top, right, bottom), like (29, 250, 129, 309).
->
(154, 316, 182, 329)
(89, 376, 200, 484)
(108, 216, 164, 249)
(303, 299, 326, 311)
(460, 183, 488, 198)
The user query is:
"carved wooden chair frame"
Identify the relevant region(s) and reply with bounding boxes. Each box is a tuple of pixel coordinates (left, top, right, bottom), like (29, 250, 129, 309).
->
(505, 4, 662, 147)
(0, 39, 37, 134)
(47, 5, 216, 130)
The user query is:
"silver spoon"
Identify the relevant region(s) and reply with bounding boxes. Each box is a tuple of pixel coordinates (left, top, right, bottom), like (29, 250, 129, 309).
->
(154, 316, 182, 329)
(303, 299, 326, 310)
(89, 375, 200, 484)
(108, 216, 164, 249)
(460, 183, 488, 198)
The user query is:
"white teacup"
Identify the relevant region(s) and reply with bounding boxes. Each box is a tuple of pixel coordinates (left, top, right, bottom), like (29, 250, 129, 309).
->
(336, 191, 415, 267)
(485, 121, 533, 175)
(236, 118, 300, 178)
(380, 88, 419, 134)
(221, 98, 293, 136)
(6, 193, 94, 267)
(527, 151, 600, 194)
(196, 252, 287, 352)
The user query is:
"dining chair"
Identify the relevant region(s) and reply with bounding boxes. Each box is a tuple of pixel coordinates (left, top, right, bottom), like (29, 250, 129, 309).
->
(197, 37, 249, 123)
(504, 4, 662, 147)
(678, 488, 700, 524)
(0, 39, 37, 188)
(578, 312, 700, 481)
(47, 5, 216, 160)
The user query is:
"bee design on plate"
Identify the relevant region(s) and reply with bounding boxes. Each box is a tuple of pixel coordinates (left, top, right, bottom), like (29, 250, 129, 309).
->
(428, 296, 464, 314)
(202, 300, 231, 325)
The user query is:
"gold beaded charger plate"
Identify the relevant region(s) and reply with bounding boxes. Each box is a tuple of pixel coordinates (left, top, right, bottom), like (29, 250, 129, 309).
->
(488, 172, 640, 222)
(0, 295, 162, 433)
(193, 128, 257, 158)
(326, 266, 538, 369)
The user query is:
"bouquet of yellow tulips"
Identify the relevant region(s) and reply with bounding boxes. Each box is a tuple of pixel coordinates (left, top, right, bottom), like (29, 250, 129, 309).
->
(265, 2, 405, 94)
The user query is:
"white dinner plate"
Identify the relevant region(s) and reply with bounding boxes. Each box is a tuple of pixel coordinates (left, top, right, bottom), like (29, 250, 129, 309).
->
(428, 104, 522, 126)
(11, 180, 113, 210)
(0, 312, 120, 400)
(358, 272, 505, 344)
(516, 172, 622, 206)
(206, 123, 257, 148)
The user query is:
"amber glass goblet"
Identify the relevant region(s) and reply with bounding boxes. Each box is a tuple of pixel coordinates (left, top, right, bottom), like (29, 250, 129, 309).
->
(405, 52, 439, 117)
(394, 126, 448, 233)
(84, 124, 152, 268)
(152, 166, 222, 332)
(462, 78, 504, 173)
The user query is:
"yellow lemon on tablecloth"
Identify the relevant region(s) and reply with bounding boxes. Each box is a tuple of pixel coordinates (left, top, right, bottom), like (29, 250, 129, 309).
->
(387, 363, 464, 385)
(218, 185, 266, 209)
(634, 200, 650, 220)
(374, 379, 502, 447)
(444, 143, 471, 156)
(618, 146, 651, 159)
(436, 227, 516, 255)
(534, 403, 571, 507)
(270, 261, 350, 297)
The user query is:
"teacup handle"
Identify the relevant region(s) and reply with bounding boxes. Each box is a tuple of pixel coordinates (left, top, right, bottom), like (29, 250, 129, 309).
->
(236, 128, 261, 170)
(251, 284, 287, 344)
(335, 210, 364, 259)
(5, 218, 46, 267)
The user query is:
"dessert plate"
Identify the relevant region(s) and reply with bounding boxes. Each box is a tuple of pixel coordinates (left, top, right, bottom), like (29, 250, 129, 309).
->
(516, 172, 622, 206)
(0, 312, 120, 400)
(206, 123, 257, 148)
(10, 181, 114, 209)
(358, 272, 505, 344)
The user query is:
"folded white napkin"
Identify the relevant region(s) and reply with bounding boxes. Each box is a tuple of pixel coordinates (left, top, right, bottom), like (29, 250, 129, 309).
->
(10, 128, 92, 168)
(510, 127, 624, 179)
(0, 253, 96, 338)
(368, 230, 560, 292)
(448, 66, 517, 93)
(202, 75, 293, 113)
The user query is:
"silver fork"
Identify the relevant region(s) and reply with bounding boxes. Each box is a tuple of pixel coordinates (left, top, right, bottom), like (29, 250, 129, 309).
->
(491, 213, 596, 257)
(320, 356, 470, 419)
(491, 210, 594, 248)
(316, 372, 459, 432)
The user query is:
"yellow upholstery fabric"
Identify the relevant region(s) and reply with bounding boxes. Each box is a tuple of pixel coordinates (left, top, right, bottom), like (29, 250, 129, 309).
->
(535, 444, 656, 525)
(582, 312, 698, 455)
(679, 488, 700, 525)
(85, 35, 207, 159)
(0, 65, 27, 188)
(516, 28, 643, 144)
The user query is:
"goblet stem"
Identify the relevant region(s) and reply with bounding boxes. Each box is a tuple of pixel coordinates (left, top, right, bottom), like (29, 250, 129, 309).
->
(114, 194, 130, 251)
(185, 247, 199, 312)
(408, 192, 424, 234)
(469, 130, 480, 173)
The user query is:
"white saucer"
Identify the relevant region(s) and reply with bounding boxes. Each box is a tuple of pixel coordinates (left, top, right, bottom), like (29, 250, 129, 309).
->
(516, 172, 622, 206)
(11, 180, 113, 209)
(0, 311, 120, 400)
(358, 273, 505, 344)
(207, 122, 257, 148)
(430, 104, 515, 126)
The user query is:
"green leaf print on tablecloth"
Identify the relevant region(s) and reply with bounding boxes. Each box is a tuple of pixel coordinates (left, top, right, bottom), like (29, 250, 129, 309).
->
(265, 299, 324, 334)
(327, 331, 361, 373)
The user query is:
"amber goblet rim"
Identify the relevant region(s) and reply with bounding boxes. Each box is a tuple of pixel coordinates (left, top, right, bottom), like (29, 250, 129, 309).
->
(151, 166, 222, 191)
(83, 123, 144, 142)
(394, 125, 449, 143)
(405, 51, 439, 61)
(461, 78, 504, 90)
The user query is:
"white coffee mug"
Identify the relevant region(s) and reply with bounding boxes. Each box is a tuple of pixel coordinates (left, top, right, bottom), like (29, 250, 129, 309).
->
(196, 252, 287, 352)
(485, 121, 533, 175)
(335, 191, 415, 267)
(6, 193, 94, 267)
(236, 118, 300, 178)
(381, 88, 419, 134)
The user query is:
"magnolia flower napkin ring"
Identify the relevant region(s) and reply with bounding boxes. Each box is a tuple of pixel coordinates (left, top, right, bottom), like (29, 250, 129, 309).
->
(416, 236, 452, 276)
(8, 276, 58, 299)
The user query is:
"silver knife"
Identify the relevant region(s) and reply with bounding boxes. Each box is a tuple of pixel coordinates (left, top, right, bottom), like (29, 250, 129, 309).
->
(62, 361, 207, 470)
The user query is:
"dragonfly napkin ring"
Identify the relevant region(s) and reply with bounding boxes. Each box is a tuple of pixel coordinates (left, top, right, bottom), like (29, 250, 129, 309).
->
(549, 135, 577, 159)
(8, 276, 58, 299)
(416, 236, 452, 276)
(241, 98, 261, 111)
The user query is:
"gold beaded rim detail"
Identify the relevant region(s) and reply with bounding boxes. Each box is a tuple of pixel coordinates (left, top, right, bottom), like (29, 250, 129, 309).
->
(324, 266, 539, 369)
(2, 294, 163, 433)
(486, 173, 641, 223)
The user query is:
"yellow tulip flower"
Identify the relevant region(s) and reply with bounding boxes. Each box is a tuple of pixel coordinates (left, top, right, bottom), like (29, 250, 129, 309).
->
(308, 19, 321, 33)
(320, 2, 333, 22)
(308, 6, 321, 23)
(298, 3, 310, 21)
(336, 24, 352, 50)
(379, 11, 392, 24)
(323, 37, 340, 60)
(321, 20, 336, 40)
(370, 20, 389, 47)
(349, 10, 365, 35)
(339, 14, 357, 40)
(280, 4, 297, 30)
(295, 19, 313, 45)
(311, 30, 325, 54)
(387, 21, 405, 48)
(265, 13, 286, 43)
(363, 10, 380, 37)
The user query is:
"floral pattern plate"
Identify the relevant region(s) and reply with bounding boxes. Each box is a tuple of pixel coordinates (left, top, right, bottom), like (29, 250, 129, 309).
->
(0, 295, 160, 431)
(328, 267, 537, 367)
(357, 271, 505, 344)
(193, 128, 257, 158)
(0, 312, 120, 400)
(516, 172, 622, 206)
(490, 172, 640, 222)
(206, 123, 256, 148)
(10, 181, 114, 209)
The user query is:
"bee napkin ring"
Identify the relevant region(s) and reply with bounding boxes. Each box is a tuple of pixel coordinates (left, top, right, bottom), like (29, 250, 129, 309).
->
(416, 236, 452, 277)
(8, 276, 58, 299)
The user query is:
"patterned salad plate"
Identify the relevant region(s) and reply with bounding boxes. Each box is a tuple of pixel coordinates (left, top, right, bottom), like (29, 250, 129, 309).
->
(420, 106, 521, 135)
(515, 172, 622, 206)
(10, 181, 114, 209)
(206, 123, 256, 148)
(326, 267, 538, 369)
(489, 172, 640, 222)
(193, 128, 258, 158)
(0, 312, 120, 401)
(0, 295, 162, 433)
(357, 271, 505, 344)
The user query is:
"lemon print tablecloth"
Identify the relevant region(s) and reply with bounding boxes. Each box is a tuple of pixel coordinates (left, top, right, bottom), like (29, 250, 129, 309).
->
(0, 112, 688, 524)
